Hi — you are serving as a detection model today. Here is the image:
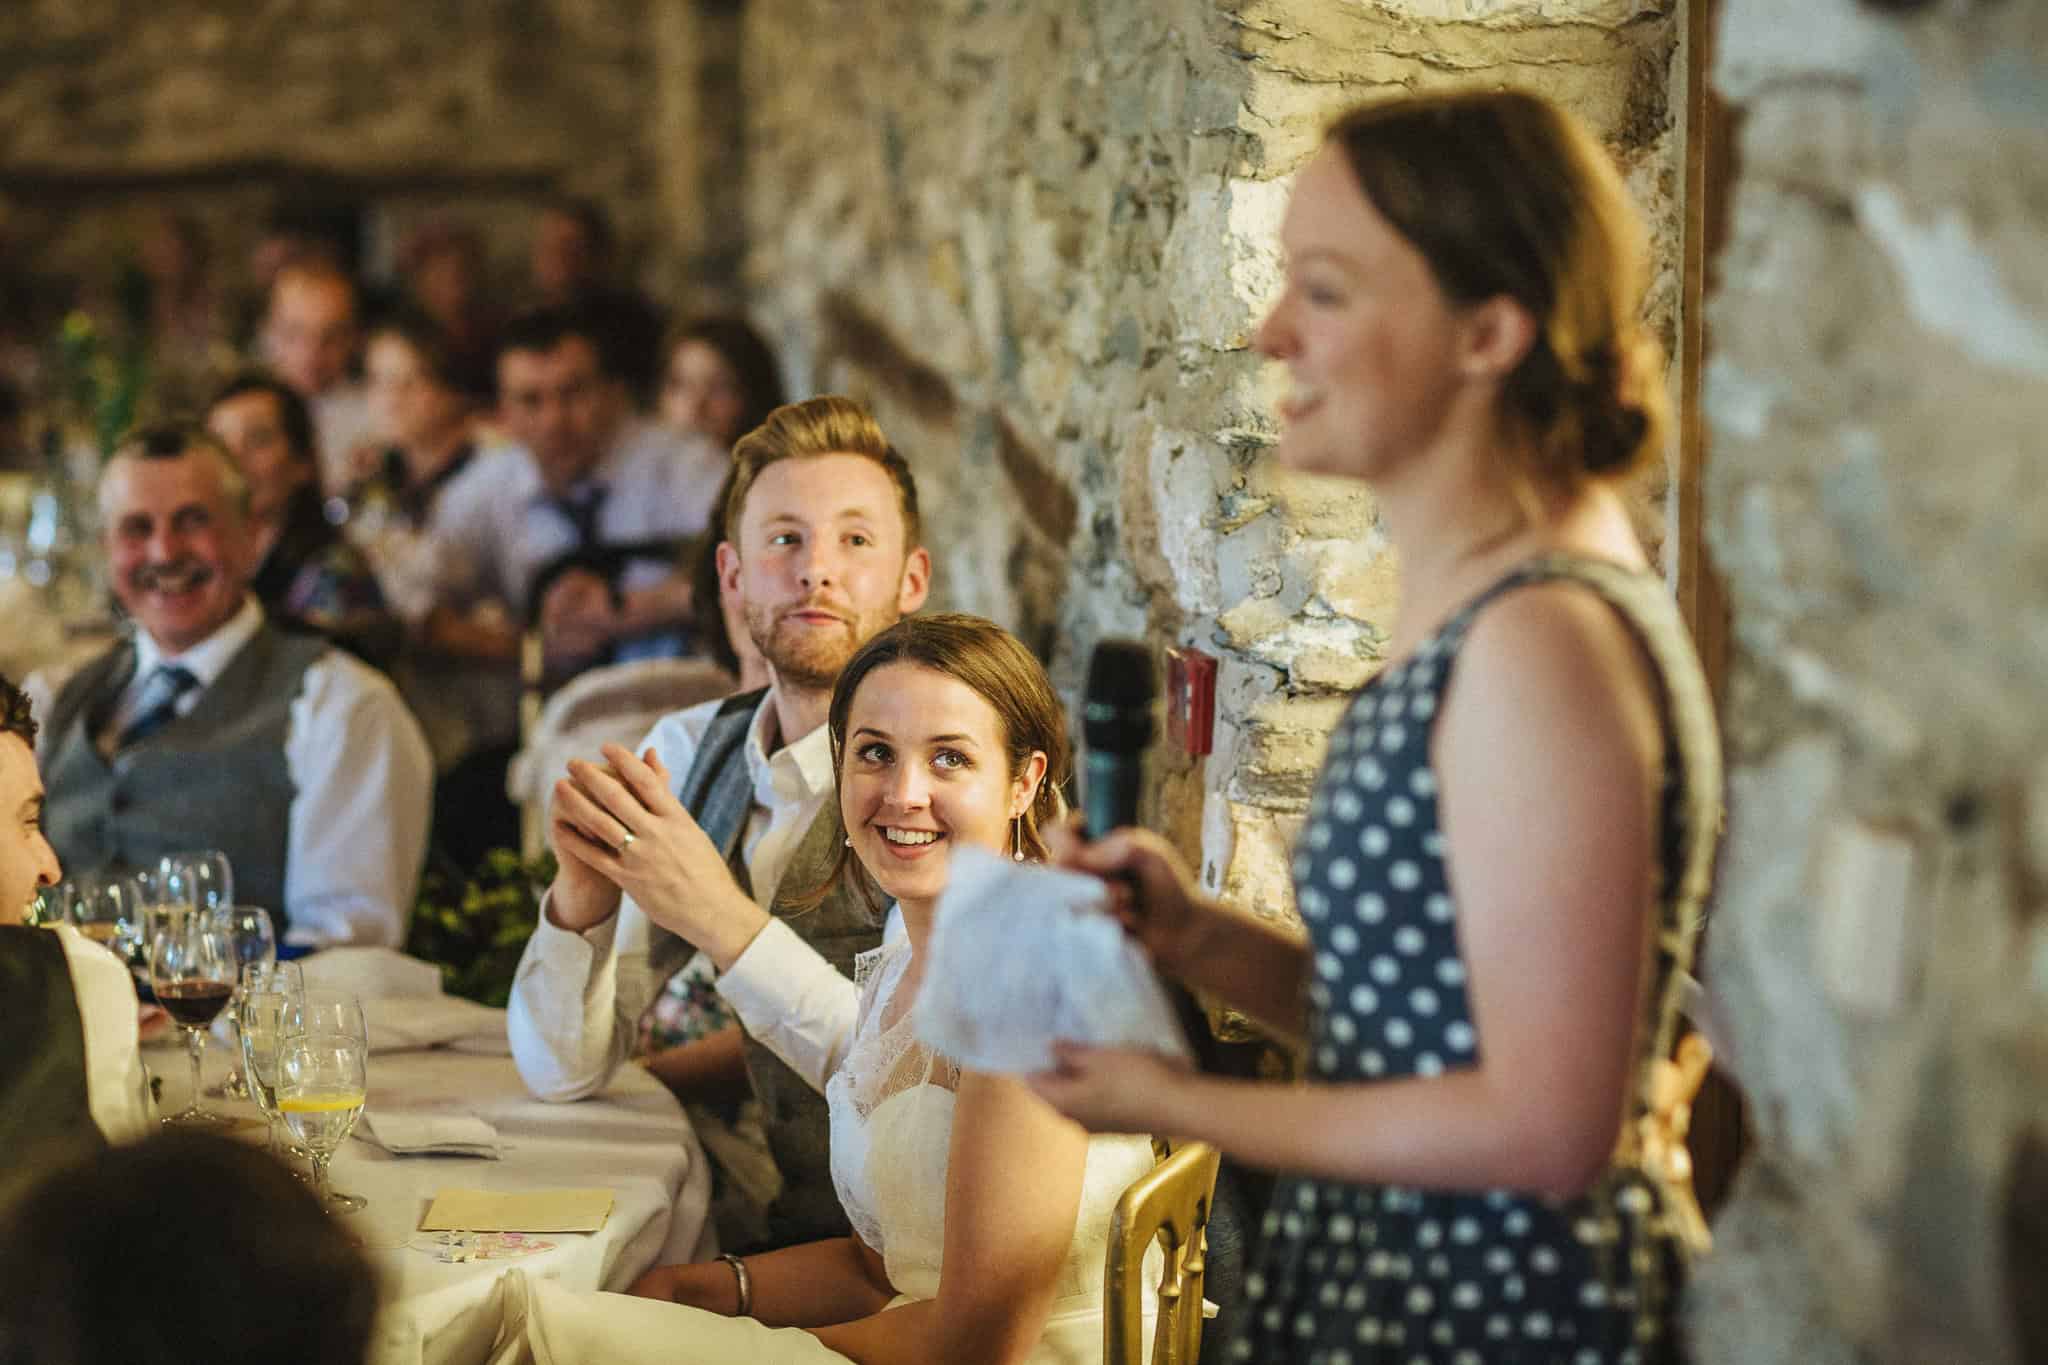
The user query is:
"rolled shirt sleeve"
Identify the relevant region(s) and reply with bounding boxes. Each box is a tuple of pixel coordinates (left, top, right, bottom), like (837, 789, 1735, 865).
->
(55, 924, 151, 1145)
(282, 652, 434, 947)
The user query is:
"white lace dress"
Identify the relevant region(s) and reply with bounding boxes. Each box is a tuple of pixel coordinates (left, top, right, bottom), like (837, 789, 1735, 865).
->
(494, 936, 1159, 1365)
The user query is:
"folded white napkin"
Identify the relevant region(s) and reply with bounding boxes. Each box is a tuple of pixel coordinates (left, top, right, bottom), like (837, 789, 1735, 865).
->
(300, 945, 445, 1000)
(913, 846, 1192, 1074)
(365, 994, 512, 1056)
(357, 1106, 502, 1158)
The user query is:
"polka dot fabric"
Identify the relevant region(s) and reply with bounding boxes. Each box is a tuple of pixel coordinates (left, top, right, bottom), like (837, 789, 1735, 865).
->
(1231, 557, 1723, 1365)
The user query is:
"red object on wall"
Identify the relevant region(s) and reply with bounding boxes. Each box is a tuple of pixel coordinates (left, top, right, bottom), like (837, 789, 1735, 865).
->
(1166, 645, 1216, 756)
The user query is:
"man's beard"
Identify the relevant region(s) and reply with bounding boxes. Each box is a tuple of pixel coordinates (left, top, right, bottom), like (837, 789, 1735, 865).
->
(745, 599, 898, 692)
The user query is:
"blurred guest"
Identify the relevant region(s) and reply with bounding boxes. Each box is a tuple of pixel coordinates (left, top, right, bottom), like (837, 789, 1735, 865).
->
(398, 218, 500, 402)
(205, 371, 396, 667)
(0, 1131, 378, 1365)
(262, 260, 373, 494)
(430, 305, 725, 678)
(349, 313, 518, 798)
(528, 196, 666, 404)
(354, 312, 480, 541)
(658, 316, 787, 453)
(0, 673, 150, 1158)
(30, 425, 431, 948)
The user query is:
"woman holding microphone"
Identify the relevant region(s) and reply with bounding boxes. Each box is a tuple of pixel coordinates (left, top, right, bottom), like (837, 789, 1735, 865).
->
(1032, 89, 1722, 1363)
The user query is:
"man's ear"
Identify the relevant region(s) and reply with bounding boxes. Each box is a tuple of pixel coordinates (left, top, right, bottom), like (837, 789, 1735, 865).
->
(897, 546, 932, 614)
(715, 541, 742, 597)
(1458, 295, 1539, 384)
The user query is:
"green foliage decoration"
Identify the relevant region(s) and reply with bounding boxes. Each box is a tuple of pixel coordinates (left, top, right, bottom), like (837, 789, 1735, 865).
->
(403, 848, 556, 1008)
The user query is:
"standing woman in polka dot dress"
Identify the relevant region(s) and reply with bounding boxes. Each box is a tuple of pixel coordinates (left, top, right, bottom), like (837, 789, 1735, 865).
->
(1031, 89, 1722, 1364)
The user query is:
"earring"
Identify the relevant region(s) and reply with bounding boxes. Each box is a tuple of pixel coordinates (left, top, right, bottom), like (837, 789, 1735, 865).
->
(843, 835, 852, 847)
(1012, 817, 1026, 863)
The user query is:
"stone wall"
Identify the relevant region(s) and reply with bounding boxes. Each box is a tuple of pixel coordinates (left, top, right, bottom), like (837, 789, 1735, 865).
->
(0, 0, 666, 319)
(1693, 1, 2048, 1361)
(738, 0, 1684, 929)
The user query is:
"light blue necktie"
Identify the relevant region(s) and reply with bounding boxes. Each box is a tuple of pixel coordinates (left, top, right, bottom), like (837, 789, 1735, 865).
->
(115, 664, 199, 750)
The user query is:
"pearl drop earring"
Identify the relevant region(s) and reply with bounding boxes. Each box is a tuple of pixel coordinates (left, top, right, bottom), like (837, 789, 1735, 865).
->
(1012, 817, 1026, 863)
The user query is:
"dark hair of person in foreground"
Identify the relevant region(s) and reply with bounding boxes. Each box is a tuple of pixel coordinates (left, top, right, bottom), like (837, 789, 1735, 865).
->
(0, 1131, 379, 1365)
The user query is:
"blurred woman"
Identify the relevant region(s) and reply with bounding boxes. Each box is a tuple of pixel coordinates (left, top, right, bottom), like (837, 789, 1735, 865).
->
(1031, 90, 1723, 1363)
(659, 316, 787, 453)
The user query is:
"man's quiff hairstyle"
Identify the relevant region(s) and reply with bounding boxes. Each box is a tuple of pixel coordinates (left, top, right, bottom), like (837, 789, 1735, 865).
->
(723, 396, 921, 551)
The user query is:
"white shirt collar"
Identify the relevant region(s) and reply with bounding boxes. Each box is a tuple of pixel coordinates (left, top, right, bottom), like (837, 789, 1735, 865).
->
(743, 692, 836, 811)
(132, 595, 264, 689)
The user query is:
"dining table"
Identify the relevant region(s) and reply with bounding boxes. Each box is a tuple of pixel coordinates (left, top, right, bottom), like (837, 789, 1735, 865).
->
(145, 1010, 716, 1365)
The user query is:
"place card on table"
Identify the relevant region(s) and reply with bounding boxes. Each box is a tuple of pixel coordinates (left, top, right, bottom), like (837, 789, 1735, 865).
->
(418, 1187, 614, 1233)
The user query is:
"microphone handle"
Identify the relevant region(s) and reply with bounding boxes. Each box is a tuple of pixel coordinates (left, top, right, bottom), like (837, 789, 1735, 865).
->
(1083, 750, 1145, 841)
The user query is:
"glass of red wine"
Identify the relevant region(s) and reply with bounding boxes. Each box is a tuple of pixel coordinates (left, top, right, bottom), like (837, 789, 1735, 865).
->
(149, 912, 236, 1126)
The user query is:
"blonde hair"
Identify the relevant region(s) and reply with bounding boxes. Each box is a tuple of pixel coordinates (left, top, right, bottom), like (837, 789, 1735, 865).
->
(1326, 89, 1668, 485)
(723, 396, 921, 549)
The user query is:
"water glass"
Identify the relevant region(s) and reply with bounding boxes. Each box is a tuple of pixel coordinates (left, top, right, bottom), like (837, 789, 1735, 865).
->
(75, 874, 145, 952)
(238, 987, 296, 1158)
(276, 1032, 368, 1214)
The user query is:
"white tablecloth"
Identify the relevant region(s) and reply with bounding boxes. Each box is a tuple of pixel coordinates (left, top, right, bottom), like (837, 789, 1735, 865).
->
(148, 1029, 714, 1365)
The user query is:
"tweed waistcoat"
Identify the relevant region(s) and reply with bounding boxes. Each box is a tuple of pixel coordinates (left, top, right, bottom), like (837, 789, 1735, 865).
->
(656, 689, 884, 1247)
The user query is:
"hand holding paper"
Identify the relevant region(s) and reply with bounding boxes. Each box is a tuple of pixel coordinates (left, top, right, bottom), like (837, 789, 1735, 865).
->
(912, 846, 1191, 1076)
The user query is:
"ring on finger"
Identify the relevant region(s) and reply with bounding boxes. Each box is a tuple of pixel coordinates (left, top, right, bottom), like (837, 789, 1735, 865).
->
(618, 830, 638, 854)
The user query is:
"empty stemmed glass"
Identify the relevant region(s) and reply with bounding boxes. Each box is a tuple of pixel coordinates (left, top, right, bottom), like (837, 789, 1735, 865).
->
(276, 1032, 368, 1215)
(149, 913, 236, 1125)
(210, 906, 276, 1098)
(238, 969, 302, 1160)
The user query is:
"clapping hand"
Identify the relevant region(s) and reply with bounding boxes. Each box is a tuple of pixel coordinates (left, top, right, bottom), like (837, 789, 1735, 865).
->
(551, 744, 769, 967)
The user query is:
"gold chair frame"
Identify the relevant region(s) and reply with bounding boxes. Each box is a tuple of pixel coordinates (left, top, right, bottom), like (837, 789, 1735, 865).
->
(1104, 1138, 1222, 1365)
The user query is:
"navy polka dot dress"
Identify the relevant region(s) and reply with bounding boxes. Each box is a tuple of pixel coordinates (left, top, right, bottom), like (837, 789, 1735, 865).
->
(1231, 557, 1723, 1365)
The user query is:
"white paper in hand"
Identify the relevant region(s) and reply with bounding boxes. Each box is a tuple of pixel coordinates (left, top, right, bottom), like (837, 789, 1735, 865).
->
(913, 845, 1191, 1074)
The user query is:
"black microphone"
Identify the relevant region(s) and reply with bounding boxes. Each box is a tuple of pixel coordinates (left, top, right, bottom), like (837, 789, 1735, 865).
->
(1082, 639, 1157, 838)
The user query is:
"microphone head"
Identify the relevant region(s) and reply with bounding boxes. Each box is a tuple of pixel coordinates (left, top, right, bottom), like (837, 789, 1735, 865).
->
(1083, 638, 1157, 754)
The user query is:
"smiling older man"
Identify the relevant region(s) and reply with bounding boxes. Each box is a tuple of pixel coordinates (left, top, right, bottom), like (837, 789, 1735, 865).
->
(31, 425, 431, 947)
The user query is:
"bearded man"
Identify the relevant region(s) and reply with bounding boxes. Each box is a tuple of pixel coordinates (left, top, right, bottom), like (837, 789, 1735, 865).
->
(507, 397, 929, 1252)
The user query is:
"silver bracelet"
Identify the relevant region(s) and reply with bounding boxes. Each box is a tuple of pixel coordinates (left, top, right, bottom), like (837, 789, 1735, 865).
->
(717, 1252, 752, 1317)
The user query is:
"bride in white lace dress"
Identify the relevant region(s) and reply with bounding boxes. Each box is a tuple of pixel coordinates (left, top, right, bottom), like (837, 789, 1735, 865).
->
(498, 615, 1156, 1365)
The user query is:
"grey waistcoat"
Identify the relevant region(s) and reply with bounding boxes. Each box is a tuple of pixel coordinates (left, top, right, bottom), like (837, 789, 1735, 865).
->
(653, 688, 885, 1250)
(41, 626, 327, 933)
(0, 925, 106, 1165)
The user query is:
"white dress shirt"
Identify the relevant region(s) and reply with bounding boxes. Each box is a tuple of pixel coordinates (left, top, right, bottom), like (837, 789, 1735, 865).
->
(311, 383, 376, 496)
(51, 923, 151, 1144)
(430, 420, 728, 624)
(507, 692, 896, 1102)
(34, 597, 434, 948)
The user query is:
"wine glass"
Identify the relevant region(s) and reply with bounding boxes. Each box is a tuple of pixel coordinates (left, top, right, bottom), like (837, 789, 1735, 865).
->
(208, 907, 276, 1099)
(30, 876, 85, 929)
(74, 874, 143, 950)
(159, 850, 233, 918)
(276, 1032, 368, 1214)
(149, 913, 236, 1125)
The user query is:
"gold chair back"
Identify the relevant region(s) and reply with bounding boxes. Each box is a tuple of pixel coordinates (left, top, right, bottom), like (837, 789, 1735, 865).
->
(1104, 1139, 1222, 1365)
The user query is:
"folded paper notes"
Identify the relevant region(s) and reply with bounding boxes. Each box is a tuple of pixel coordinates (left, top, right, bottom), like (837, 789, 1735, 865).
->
(418, 1188, 614, 1233)
(913, 845, 1192, 1074)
